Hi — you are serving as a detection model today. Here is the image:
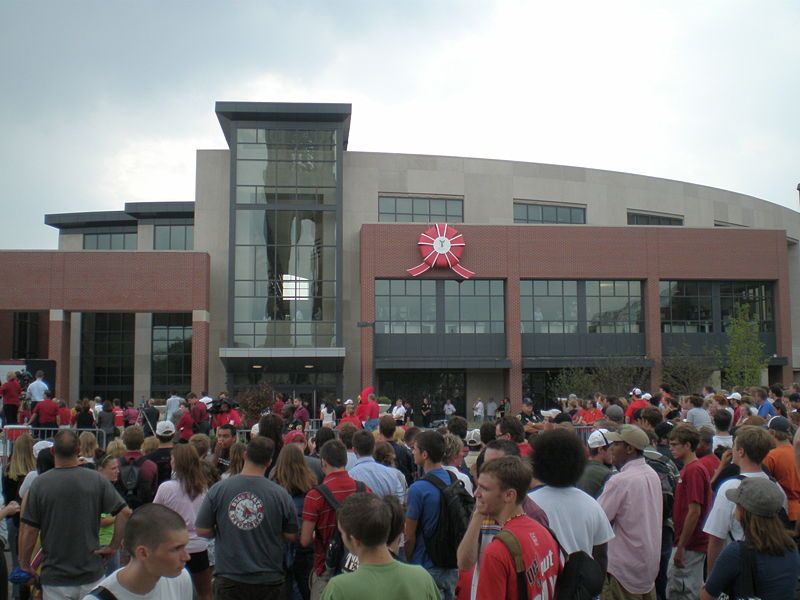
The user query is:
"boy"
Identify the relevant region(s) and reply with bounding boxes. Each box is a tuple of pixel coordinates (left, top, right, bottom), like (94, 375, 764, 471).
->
(84, 503, 193, 600)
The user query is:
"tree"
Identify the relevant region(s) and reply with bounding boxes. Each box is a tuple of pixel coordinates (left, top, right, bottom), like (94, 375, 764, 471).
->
(552, 367, 596, 399)
(591, 359, 649, 398)
(235, 380, 275, 426)
(724, 303, 768, 388)
(661, 344, 717, 395)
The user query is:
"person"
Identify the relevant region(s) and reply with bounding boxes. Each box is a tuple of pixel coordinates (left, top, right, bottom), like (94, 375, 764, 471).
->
(320, 492, 439, 600)
(332, 398, 344, 421)
(598, 425, 663, 599)
(485, 398, 497, 422)
(116, 425, 158, 509)
(754, 387, 776, 419)
(112, 399, 125, 434)
(474, 456, 560, 600)
(696, 427, 721, 480)
(138, 398, 160, 437)
(375, 415, 414, 486)
(516, 397, 538, 432)
(763, 415, 800, 523)
(153, 443, 211, 600)
(420, 397, 432, 427)
(374, 442, 409, 502)
(25, 370, 48, 405)
(175, 400, 195, 443)
(83, 503, 194, 600)
(164, 390, 182, 423)
(292, 397, 311, 430)
(666, 424, 711, 600)
(30, 390, 59, 431)
(196, 437, 297, 599)
(3, 432, 35, 597)
(19, 429, 132, 600)
(682, 395, 712, 430)
(301, 440, 369, 599)
(273, 443, 317, 600)
(221, 442, 246, 479)
(1, 370, 22, 424)
(700, 477, 800, 600)
(711, 408, 733, 451)
(144, 420, 176, 487)
(404, 430, 459, 600)
(54, 400, 73, 427)
(337, 399, 363, 429)
(79, 431, 101, 466)
(576, 396, 604, 425)
(188, 393, 210, 435)
(349, 430, 404, 503)
(122, 401, 139, 428)
(625, 388, 650, 423)
(472, 399, 484, 424)
(444, 399, 456, 419)
(576, 428, 613, 498)
(495, 416, 531, 457)
(97, 452, 122, 575)
(391, 398, 407, 426)
(210, 423, 236, 475)
(442, 432, 473, 496)
(320, 401, 336, 428)
(74, 399, 97, 431)
(283, 431, 325, 483)
(528, 429, 613, 574)
(97, 401, 117, 445)
(704, 425, 787, 572)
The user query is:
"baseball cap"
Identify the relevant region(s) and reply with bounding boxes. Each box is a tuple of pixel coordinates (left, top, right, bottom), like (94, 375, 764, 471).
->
(465, 429, 482, 449)
(727, 392, 742, 401)
(654, 421, 675, 440)
(156, 421, 176, 436)
(642, 393, 652, 401)
(32, 440, 53, 458)
(250, 423, 260, 436)
(604, 425, 650, 450)
(587, 429, 611, 449)
(725, 476, 785, 517)
(629, 387, 642, 397)
(522, 397, 533, 406)
(605, 405, 624, 423)
(540, 409, 561, 419)
(767, 416, 792, 433)
(283, 430, 306, 445)
(344, 398, 354, 406)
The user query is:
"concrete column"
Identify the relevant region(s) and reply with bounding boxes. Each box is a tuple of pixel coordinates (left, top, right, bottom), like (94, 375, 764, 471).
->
(134, 313, 152, 403)
(644, 277, 663, 391)
(505, 235, 522, 410)
(775, 237, 794, 383)
(69, 312, 82, 404)
(47, 310, 70, 399)
(192, 310, 210, 394)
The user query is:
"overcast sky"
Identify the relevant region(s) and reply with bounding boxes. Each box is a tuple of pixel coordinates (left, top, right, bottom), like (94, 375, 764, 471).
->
(1, 1, 798, 249)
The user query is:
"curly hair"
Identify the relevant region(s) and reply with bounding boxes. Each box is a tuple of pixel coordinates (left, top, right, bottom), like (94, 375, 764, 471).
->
(531, 429, 586, 487)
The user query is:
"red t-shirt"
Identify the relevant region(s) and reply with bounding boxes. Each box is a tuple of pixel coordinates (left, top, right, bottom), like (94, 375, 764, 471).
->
(337, 415, 363, 429)
(190, 402, 208, 424)
(176, 411, 195, 442)
(476, 514, 561, 600)
(673, 459, 712, 553)
(57, 407, 72, 425)
(302, 471, 371, 575)
(113, 407, 124, 427)
(697, 453, 720, 480)
(625, 399, 650, 422)
(33, 399, 59, 424)
(0, 379, 21, 406)
(577, 407, 604, 424)
(355, 402, 370, 422)
(212, 409, 242, 430)
(517, 442, 532, 457)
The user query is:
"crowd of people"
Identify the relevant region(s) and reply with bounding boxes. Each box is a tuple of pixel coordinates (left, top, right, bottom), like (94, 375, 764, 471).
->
(2, 378, 800, 599)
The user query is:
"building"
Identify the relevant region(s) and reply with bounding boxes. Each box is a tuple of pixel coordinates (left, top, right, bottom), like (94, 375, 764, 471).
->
(1, 101, 798, 417)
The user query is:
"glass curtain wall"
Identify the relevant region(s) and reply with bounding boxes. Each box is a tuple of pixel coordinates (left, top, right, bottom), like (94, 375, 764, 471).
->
(80, 313, 135, 402)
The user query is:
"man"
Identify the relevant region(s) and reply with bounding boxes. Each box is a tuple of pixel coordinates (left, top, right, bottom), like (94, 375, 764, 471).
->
(197, 437, 297, 600)
(683, 395, 713, 430)
(516, 397, 538, 434)
(210, 423, 236, 475)
(625, 388, 650, 423)
(199, 390, 213, 408)
(495, 416, 531, 457)
(754, 387, 776, 419)
(635, 406, 663, 433)
(405, 430, 459, 600)
(145, 420, 176, 487)
(473, 398, 484, 424)
(83, 504, 193, 600)
(704, 424, 787, 572)
(189, 392, 210, 435)
(605, 404, 625, 427)
(376, 415, 414, 485)
(667, 424, 711, 600)
(444, 399, 457, 420)
(711, 409, 733, 452)
(25, 370, 48, 405)
(302, 440, 369, 600)
(30, 389, 59, 431)
(117, 425, 158, 508)
(764, 416, 800, 524)
(336, 399, 362, 429)
(599, 425, 663, 599)
(320, 493, 439, 600)
(486, 398, 497, 422)
(349, 430, 404, 503)
(293, 397, 311, 430)
(337, 422, 359, 470)
(576, 428, 613, 498)
(695, 427, 721, 480)
(357, 393, 380, 431)
(659, 384, 672, 404)
(164, 390, 182, 423)
(20, 429, 132, 600)
(139, 398, 161, 438)
(528, 430, 613, 576)
(475, 457, 560, 600)
(442, 433, 473, 495)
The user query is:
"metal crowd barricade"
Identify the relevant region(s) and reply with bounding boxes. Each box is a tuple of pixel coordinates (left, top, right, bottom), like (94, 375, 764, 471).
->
(0, 426, 108, 466)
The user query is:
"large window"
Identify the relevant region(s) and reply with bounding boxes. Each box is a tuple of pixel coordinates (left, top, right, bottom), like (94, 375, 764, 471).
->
(513, 202, 585, 224)
(660, 281, 713, 333)
(12, 312, 40, 359)
(375, 280, 436, 334)
(378, 196, 463, 223)
(721, 281, 774, 332)
(444, 280, 505, 334)
(80, 313, 135, 402)
(154, 225, 193, 250)
(627, 212, 683, 226)
(84, 232, 137, 250)
(586, 280, 643, 333)
(378, 370, 466, 418)
(520, 280, 578, 333)
(151, 313, 192, 394)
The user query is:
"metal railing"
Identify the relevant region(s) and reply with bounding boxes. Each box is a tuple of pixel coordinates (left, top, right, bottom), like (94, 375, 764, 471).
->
(0, 426, 109, 465)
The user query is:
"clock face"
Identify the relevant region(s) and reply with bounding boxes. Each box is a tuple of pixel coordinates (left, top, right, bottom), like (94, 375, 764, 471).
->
(433, 236, 452, 254)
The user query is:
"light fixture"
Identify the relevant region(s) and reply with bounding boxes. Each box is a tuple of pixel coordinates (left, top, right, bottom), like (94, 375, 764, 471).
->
(304, 364, 314, 369)
(252, 364, 262, 369)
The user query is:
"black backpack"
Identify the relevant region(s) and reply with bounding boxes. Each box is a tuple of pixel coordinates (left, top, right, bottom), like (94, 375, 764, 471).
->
(644, 448, 679, 528)
(115, 456, 151, 508)
(315, 481, 366, 575)
(422, 471, 475, 568)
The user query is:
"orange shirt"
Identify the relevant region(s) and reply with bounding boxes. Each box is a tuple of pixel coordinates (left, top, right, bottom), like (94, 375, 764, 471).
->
(764, 443, 800, 521)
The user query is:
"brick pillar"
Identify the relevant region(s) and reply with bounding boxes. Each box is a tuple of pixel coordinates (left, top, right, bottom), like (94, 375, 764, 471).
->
(47, 310, 70, 400)
(192, 310, 210, 394)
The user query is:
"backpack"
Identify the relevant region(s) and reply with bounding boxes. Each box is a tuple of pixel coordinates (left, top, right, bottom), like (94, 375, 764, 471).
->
(115, 456, 151, 509)
(315, 480, 366, 575)
(644, 448, 679, 528)
(422, 470, 475, 568)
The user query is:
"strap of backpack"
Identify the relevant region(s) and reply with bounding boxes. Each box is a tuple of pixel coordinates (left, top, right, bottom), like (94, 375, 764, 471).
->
(316, 483, 339, 511)
(494, 530, 527, 600)
(88, 586, 119, 600)
(422, 470, 455, 492)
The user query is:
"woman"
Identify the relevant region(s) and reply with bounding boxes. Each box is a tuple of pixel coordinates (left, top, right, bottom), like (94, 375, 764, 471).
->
(220, 443, 245, 480)
(211, 400, 242, 430)
(0, 371, 22, 425)
(391, 398, 406, 427)
(374, 441, 408, 503)
(2, 433, 35, 596)
(73, 399, 96, 430)
(97, 453, 121, 574)
(56, 401, 72, 429)
(96, 400, 117, 446)
(320, 401, 336, 428)
(701, 477, 800, 600)
(273, 444, 317, 600)
(78, 431, 101, 466)
(104, 439, 126, 458)
(153, 444, 211, 600)
(257, 414, 284, 477)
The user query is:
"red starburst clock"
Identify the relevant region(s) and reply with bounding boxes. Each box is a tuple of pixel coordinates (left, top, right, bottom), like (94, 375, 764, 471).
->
(406, 223, 475, 279)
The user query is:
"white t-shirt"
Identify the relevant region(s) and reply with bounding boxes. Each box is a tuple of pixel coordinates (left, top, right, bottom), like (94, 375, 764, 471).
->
(528, 486, 614, 555)
(703, 471, 787, 544)
(19, 470, 37, 498)
(473, 401, 484, 417)
(82, 569, 193, 600)
(444, 465, 474, 496)
(712, 434, 734, 451)
(152, 480, 208, 554)
(320, 406, 335, 426)
(391, 405, 406, 420)
(444, 403, 456, 416)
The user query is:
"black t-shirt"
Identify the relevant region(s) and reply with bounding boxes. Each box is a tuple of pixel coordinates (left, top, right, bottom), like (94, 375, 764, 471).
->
(75, 410, 95, 429)
(144, 447, 173, 487)
(518, 411, 539, 425)
(140, 407, 160, 436)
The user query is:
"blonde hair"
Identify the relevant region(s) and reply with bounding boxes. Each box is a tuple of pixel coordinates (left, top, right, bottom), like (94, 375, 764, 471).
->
(79, 432, 98, 459)
(8, 433, 36, 480)
(105, 439, 126, 458)
(6, 371, 16, 381)
(141, 436, 159, 454)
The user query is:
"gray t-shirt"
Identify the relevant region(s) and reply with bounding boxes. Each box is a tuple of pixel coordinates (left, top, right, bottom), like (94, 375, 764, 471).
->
(686, 407, 713, 430)
(22, 466, 127, 585)
(196, 474, 297, 584)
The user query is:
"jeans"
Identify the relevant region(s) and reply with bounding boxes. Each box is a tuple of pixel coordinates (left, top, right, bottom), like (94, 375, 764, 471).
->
(429, 567, 458, 600)
(655, 526, 672, 600)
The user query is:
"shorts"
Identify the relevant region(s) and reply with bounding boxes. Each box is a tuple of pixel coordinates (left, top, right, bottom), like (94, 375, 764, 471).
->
(186, 550, 210, 573)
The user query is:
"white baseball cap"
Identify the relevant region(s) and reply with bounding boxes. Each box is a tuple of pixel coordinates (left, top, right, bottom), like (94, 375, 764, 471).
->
(642, 393, 652, 400)
(587, 429, 611, 449)
(727, 392, 742, 401)
(156, 421, 176, 436)
(629, 388, 643, 397)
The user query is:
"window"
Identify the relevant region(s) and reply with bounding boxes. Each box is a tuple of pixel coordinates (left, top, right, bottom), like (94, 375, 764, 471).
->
(660, 281, 713, 333)
(151, 313, 192, 393)
(520, 280, 578, 333)
(444, 280, 504, 334)
(154, 225, 193, 250)
(586, 280, 643, 333)
(375, 280, 436, 334)
(80, 313, 135, 402)
(627, 212, 683, 226)
(13, 312, 40, 359)
(83, 232, 137, 250)
(720, 281, 774, 333)
(513, 202, 585, 224)
(379, 196, 463, 223)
